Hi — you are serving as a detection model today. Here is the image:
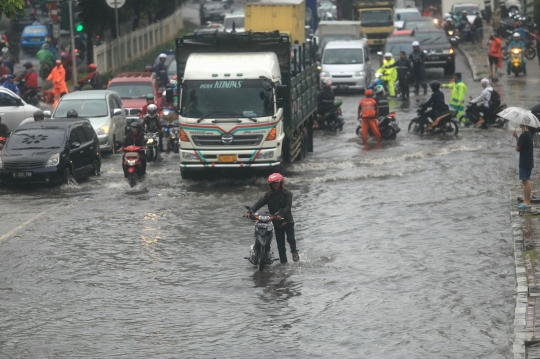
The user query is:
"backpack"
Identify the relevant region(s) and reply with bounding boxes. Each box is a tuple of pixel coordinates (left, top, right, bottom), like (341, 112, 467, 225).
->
(489, 89, 501, 109)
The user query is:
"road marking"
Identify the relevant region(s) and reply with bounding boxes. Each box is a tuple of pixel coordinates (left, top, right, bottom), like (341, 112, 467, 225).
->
(0, 203, 61, 242)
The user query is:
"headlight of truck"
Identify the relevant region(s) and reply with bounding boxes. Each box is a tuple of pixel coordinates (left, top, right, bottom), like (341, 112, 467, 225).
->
(354, 71, 365, 77)
(96, 125, 109, 135)
(320, 71, 329, 77)
(258, 151, 274, 159)
(45, 153, 60, 167)
(182, 152, 199, 160)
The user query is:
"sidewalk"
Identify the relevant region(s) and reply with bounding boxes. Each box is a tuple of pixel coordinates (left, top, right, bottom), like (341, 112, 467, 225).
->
(457, 25, 493, 81)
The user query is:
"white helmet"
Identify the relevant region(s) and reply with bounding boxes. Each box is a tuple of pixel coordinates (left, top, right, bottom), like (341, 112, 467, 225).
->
(480, 77, 491, 86)
(513, 32, 521, 38)
(1, 47, 8, 54)
(384, 52, 393, 58)
(412, 41, 420, 46)
(159, 53, 167, 59)
(147, 104, 158, 117)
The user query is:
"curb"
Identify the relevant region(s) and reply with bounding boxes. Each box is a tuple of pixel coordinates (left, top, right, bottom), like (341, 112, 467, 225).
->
(510, 178, 529, 358)
(457, 44, 481, 82)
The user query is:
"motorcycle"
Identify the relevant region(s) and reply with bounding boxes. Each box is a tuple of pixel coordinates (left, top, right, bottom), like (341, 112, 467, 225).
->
(368, 71, 400, 97)
(408, 104, 459, 136)
(318, 99, 345, 132)
(145, 132, 160, 163)
(446, 29, 460, 45)
(168, 124, 180, 154)
(356, 112, 401, 141)
(17, 78, 41, 106)
(510, 47, 524, 76)
(243, 206, 279, 272)
(122, 145, 145, 188)
(502, 40, 536, 60)
(460, 99, 508, 128)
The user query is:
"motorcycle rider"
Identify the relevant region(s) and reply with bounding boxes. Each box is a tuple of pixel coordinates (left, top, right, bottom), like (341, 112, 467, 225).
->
(385, 51, 412, 100)
(458, 10, 469, 32)
(0, 57, 10, 77)
(140, 94, 159, 117)
(514, 21, 526, 41)
(154, 53, 170, 88)
(468, 78, 493, 127)
(122, 122, 147, 177)
(142, 103, 164, 152)
(1, 47, 14, 75)
(16, 62, 39, 93)
(357, 89, 382, 143)
(66, 110, 78, 118)
(373, 85, 389, 117)
(507, 32, 526, 75)
(37, 43, 56, 69)
(2, 74, 19, 94)
(409, 41, 428, 95)
(419, 81, 446, 132)
(77, 63, 102, 90)
(245, 173, 299, 264)
(442, 72, 467, 121)
(443, 15, 456, 32)
(378, 52, 397, 97)
(316, 78, 335, 128)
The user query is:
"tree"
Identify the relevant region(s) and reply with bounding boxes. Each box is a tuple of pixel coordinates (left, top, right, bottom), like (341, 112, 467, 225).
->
(0, 0, 26, 20)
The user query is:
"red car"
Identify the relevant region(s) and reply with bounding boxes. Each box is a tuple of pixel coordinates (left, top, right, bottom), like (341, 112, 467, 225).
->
(108, 72, 162, 124)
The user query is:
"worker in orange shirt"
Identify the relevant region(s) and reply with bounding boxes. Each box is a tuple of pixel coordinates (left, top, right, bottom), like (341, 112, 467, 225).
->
(47, 59, 68, 108)
(357, 89, 382, 143)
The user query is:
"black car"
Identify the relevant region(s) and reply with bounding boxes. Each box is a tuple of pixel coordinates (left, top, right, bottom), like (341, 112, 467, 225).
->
(200, 2, 227, 23)
(402, 17, 438, 31)
(0, 119, 101, 185)
(414, 29, 455, 75)
(378, 36, 415, 67)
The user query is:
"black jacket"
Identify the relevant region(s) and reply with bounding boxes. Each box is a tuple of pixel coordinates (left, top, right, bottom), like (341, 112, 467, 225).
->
(122, 132, 146, 147)
(375, 94, 389, 117)
(251, 187, 294, 224)
(473, 17, 483, 29)
(422, 90, 446, 113)
(387, 58, 412, 79)
(155, 62, 169, 85)
(409, 50, 426, 69)
(0, 123, 9, 137)
(317, 87, 335, 114)
(143, 115, 162, 133)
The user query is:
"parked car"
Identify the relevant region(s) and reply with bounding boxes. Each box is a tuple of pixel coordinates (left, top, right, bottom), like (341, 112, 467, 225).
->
(377, 36, 415, 67)
(394, 8, 422, 30)
(0, 118, 101, 185)
(319, 40, 371, 91)
(108, 72, 162, 126)
(200, 2, 227, 23)
(0, 87, 40, 131)
(414, 29, 455, 75)
(46, 90, 126, 153)
(223, 13, 245, 32)
(20, 23, 50, 53)
(402, 17, 438, 31)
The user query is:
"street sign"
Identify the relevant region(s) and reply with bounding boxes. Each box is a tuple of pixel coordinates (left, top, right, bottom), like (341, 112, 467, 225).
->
(106, 0, 125, 8)
(52, 23, 60, 39)
(50, 2, 58, 23)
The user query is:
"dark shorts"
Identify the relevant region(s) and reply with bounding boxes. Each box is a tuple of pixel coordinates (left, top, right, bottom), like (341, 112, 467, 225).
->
(489, 55, 498, 66)
(475, 28, 484, 39)
(520, 167, 532, 181)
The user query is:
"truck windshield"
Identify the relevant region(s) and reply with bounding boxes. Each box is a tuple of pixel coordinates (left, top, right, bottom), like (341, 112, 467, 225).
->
(454, 5, 479, 14)
(360, 9, 392, 26)
(180, 79, 274, 118)
(323, 48, 364, 65)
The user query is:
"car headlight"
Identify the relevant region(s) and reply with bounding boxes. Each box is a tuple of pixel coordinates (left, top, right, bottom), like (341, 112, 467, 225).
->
(320, 71, 329, 77)
(354, 71, 365, 77)
(182, 152, 199, 160)
(96, 125, 109, 135)
(442, 49, 452, 54)
(258, 151, 274, 159)
(45, 153, 60, 167)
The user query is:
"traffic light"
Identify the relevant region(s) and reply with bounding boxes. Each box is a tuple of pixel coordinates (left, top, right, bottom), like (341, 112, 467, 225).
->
(74, 1, 84, 32)
(75, 23, 84, 32)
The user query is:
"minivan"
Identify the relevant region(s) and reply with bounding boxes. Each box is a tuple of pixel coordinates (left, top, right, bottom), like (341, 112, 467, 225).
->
(320, 40, 371, 91)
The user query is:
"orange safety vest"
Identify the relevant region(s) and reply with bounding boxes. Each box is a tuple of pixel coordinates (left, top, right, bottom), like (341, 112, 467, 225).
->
(360, 97, 378, 119)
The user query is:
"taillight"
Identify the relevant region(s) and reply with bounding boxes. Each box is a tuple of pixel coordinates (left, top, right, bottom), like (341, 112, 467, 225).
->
(180, 129, 189, 142)
(266, 127, 276, 141)
(390, 112, 395, 117)
(337, 109, 342, 115)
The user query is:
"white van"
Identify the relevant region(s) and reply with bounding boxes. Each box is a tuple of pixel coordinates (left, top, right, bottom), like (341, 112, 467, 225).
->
(319, 40, 371, 91)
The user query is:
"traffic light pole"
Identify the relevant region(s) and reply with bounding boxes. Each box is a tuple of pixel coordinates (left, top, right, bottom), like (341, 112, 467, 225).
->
(114, 0, 121, 70)
(68, 0, 78, 89)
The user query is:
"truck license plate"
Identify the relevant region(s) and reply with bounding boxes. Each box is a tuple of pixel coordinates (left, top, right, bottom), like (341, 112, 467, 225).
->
(218, 155, 237, 162)
(13, 172, 32, 178)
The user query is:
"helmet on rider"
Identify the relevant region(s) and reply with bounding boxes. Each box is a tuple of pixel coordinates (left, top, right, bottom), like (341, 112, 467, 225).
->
(146, 93, 155, 103)
(412, 41, 420, 48)
(23, 62, 33, 68)
(322, 78, 332, 88)
(373, 85, 384, 96)
(365, 89, 373, 97)
(145, 64, 153, 72)
(513, 32, 521, 39)
(33, 110, 44, 121)
(480, 77, 491, 87)
(130, 121, 141, 134)
(66, 110, 78, 118)
(429, 80, 441, 92)
(461, 10, 467, 14)
(159, 53, 167, 62)
(444, 13, 451, 18)
(384, 52, 393, 60)
(268, 173, 284, 191)
(147, 104, 158, 117)
(42, 43, 49, 49)
(88, 63, 97, 72)
(61, 51, 69, 59)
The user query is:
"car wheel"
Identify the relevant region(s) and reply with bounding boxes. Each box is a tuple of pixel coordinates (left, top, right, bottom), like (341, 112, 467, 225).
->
(63, 167, 74, 184)
(92, 158, 101, 176)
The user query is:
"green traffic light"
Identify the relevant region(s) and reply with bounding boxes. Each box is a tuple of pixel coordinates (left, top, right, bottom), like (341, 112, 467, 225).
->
(76, 23, 84, 32)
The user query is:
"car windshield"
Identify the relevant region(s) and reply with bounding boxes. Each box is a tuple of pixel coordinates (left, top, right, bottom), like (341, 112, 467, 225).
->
(454, 5, 479, 14)
(386, 43, 414, 57)
(396, 11, 421, 20)
(320, 35, 356, 50)
(181, 79, 274, 118)
(224, 16, 244, 28)
(22, 26, 46, 35)
(109, 82, 154, 99)
(7, 128, 65, 150)
(54, 99, 108, 118)
(416, 33, 448, 44)
(323, 48, 363, 64)
(360, 9, 392, 25)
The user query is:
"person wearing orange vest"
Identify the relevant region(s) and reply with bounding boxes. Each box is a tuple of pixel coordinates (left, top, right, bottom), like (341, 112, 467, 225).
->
(357, 89, 382, 143)
(47, 59, 68, 108)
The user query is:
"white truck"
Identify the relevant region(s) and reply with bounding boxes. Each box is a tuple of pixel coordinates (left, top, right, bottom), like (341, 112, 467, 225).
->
(174, 31, 318, 179)
(315, 20, 363, 57)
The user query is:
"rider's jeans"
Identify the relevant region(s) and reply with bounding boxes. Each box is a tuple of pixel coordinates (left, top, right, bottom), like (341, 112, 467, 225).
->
(275, 222, 297, 264)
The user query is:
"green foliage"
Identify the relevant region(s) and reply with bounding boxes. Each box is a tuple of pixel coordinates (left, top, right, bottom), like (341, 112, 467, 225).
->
(0, 0, 26, 20)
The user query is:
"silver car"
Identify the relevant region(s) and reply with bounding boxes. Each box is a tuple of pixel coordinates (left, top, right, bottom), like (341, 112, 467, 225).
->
(47, 90, 127, 153)
(0, 87, 40, 132)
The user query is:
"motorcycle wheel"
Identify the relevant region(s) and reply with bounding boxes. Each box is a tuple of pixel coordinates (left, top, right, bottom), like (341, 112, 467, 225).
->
(408, 118, 420, 133)
(355, 125, 361, 135)
(128, 173, 137, 188)
(147, 147, 154, 163)
(30, 95, 39, 106)
(449, 120, 459, 136)
(459, 115, 472, 128)
(258, 247, 266, 272)
(525, 47, 536, 60)
(385, 127, 397, 141)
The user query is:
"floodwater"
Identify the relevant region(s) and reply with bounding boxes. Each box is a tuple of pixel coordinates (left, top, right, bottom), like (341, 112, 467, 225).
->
(0, 56, 525, 358)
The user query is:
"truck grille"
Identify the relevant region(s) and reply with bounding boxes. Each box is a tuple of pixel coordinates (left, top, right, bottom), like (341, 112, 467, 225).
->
(3, 160, 44, 170)
(368, 33, 389, 39)
(332, 75, 352, 78)
(192, 135, 263, 146)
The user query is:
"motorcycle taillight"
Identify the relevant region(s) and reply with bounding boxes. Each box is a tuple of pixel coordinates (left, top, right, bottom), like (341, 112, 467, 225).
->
(337, 109, 342, 115)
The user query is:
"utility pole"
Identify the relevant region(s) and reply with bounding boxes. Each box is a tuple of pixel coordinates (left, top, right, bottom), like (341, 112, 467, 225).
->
(68, 0, 78, 89)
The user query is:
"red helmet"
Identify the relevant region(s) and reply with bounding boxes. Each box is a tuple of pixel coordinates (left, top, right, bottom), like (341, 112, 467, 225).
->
(268, 173, 284, 188)
(88, 63, 97, 71)
(365, 89, 373, 97)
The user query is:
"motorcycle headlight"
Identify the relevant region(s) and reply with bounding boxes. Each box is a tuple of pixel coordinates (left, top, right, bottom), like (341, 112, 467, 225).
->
(320, 71, 329, 77)
(258, 151, 274, 159)
(448, 30, 454, 35)
(147, 138, 154, 144)
(182, 152, 199, 161)
(317, 65, 322, 70)
(96, 125, 109, 135)
(45, 153, 60, 167)
(354, 71, 365, 77)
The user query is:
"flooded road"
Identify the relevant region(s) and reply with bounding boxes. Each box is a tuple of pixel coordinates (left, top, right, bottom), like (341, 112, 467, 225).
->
(0, 55, 522, 357)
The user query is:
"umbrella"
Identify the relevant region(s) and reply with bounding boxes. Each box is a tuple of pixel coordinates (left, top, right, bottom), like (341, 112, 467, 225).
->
(497, 107, 540, 128)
